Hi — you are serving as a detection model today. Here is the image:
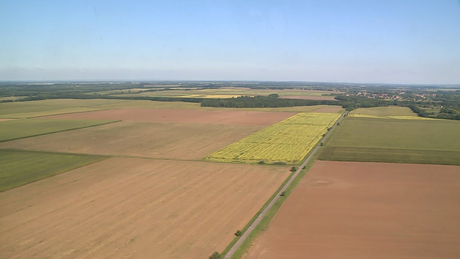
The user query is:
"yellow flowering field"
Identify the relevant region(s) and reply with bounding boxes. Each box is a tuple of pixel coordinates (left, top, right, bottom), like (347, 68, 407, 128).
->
(204, 112, 341, 164)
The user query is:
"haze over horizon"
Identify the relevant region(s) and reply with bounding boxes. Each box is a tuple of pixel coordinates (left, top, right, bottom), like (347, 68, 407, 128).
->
(1, 0, 459, 84)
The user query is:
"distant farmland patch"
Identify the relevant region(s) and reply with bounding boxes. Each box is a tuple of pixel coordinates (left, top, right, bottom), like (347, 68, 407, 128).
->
(0, 119, 116, 142)
(350, 106, 417, 116)
(320, 117, 460, 165)
(0, 121, 264, 160)
(0, 149, 106, 192)
(0, 99, 202, 119)
(348, 106, 432, 120)
(206, 112, 341, 164)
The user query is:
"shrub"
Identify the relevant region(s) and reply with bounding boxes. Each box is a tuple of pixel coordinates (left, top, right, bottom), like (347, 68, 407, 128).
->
(273, 161, 287, 165)
(280, 191, 286, 196)
(235, 230, 243, 237)
(290, 166, 297, 172)
(209, 252, 221, 259)
(258, 160, 265, 164)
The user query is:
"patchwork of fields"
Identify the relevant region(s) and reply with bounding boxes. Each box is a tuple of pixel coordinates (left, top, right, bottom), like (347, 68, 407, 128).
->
(2, 99, 335, 258)
(109, 88, 340, 100)
(206, 113, 340, 164)
(4, 99, 458, 259)
(0, 99, 202, 119)
(245, 161, 460, 259)
(0, 121, 264, 159)
(0, 158, 289, 259)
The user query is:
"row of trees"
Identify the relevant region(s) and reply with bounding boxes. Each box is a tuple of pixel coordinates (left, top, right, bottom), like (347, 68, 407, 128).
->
(201, 96, 339, 108)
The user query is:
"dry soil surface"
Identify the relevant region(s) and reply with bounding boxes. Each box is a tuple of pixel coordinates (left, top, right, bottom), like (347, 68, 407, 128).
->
(41, 109, 296, 126)
(0, 157, 289, 259)
(245, 161, 460, 259)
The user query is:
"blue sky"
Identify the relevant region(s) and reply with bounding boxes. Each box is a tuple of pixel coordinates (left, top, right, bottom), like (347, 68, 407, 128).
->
(1, 0, 459, 83)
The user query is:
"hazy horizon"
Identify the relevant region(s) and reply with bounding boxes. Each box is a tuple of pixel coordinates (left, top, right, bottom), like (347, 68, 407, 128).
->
(1, 0, 459, 84)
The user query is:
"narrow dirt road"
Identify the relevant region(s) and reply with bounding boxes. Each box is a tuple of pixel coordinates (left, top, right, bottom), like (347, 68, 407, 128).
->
(224, 112, 345, 259)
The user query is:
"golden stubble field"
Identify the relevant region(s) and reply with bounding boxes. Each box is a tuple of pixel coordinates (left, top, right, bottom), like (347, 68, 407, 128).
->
(0, 121, 266, 160)
(0, 157, 289, 259)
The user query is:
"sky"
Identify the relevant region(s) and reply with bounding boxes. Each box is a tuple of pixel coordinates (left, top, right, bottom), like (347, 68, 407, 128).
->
(0, 0, 459, 84)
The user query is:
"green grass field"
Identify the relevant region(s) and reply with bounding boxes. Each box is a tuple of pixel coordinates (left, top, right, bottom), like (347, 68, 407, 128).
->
(320, 117, 460, 165)
(0, 149, 107, 192)
(0, 119, 116, 142)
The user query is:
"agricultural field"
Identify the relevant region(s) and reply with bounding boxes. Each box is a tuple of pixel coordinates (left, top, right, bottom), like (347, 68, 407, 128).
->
(0, 121, 265, 160)
(319, 117, 460, 165)
(0, 157, 289, 259)
(0, 149, 105, 192)
(0, 119, 115, 142)
(40, 108, 296, 126)
(348, 106, 433, 120)
(350, 106, 417, 116)
(245, 161, 460, 259)
(205, 113, 341, 164)
(0, 99, 202, 119)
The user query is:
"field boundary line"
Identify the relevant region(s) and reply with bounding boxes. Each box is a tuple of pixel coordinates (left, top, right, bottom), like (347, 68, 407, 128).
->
(223, 112, 346, 259)
(0, 120, 120, 143)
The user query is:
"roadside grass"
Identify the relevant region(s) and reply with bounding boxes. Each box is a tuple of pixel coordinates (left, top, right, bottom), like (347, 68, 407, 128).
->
(0, 119, 117, 142)
(319, 117, 460, 165)
(0, 149, 107, 192)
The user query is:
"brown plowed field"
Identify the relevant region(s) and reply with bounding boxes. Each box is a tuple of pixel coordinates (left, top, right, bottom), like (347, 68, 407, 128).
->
(246, 161, 460, 259)
(0, 157, 289, 259)
(41, 108, 296, 126)
(0, 121, 263, 159)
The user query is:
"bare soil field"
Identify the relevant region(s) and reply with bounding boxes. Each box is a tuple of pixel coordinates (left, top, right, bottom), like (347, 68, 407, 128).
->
(0, 121, 263, 160)
(0, 157, 289, 259)
(246, 161, 460, 259)
(41, 108, 296, 126)
(280, 95, 336, 101)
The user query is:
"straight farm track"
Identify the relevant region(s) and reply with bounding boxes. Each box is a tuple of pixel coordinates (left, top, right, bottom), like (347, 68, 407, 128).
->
(0, 157, 289, 259)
